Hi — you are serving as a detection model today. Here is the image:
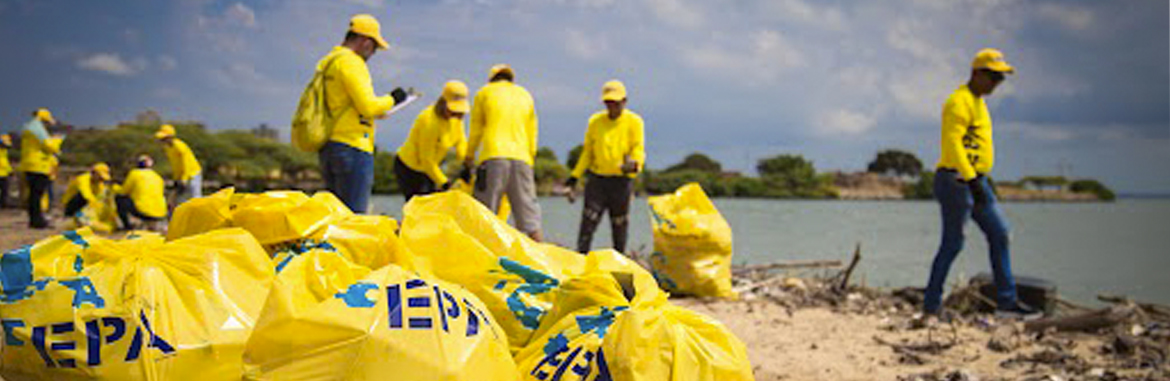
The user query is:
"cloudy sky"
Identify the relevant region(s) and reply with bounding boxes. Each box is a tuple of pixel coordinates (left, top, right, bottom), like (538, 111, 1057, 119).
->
(1, 0, 1166, 192)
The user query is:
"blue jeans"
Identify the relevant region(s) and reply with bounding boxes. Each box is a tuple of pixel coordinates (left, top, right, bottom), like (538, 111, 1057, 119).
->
(924, 170, 1017, 313)
(319, 141, 373, 214)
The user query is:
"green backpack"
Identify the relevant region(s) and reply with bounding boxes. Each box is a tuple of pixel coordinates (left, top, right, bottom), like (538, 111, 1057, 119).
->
(291, 55, 346, 152)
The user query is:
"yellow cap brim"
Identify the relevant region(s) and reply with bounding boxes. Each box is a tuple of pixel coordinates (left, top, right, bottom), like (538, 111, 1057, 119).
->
(447, 99, 470, 114)
(601, 93, 625, 102)
(984, 61, 1014, 73)
(373, 35, 390, 50)
(97, 172, 111, 181)
(155, 132, 173, 139)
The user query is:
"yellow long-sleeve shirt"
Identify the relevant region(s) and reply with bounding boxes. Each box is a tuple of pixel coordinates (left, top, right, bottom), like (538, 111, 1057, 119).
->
(571, 110, 646, 179)
(0, 146, 10, 177)
(468, 81, 538, 165)
(936, 85, 995, 181)
(164, 138, 202, 181)
(18, 130, 62, 175)
(397, 105, 467, 185)
(116, 168, 167, 218)
(320, 46, 397, 153)
(63, 172, 106, 206)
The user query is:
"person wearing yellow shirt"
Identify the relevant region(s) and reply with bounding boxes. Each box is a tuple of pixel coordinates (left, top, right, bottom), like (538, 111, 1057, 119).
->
(564, 80, 645, 254)
(314, 14, 414, 213)
(465, 64, 543, 241)
(0, 134, 12, 209)
(63, 163, 112, 219)
(114, 155, 167, 230)
(19, 108, 62, 229)
(924, 49, 1039, 321)
(394, 81, 470, 201)
(154, 124, 203, 206)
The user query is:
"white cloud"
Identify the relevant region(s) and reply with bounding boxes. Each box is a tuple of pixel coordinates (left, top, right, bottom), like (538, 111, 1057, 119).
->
(225, 3, 257, 28)
(767, 0, 847, 31)
(76, 53, 138, 76)
(1036, 3, 1093, 32)
(644, 0, 702, 29)
(816, 109, 877, 135)
(683, 30, 805, 84)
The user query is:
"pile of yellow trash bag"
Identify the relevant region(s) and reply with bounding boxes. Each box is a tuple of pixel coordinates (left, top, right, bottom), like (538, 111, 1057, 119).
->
(2, 188, 754, 380)
(648, 183, 738, 299)
(0, 227, 274, 380)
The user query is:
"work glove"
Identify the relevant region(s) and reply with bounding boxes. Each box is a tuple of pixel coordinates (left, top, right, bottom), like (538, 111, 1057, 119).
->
(440, 181, 453, 191)
(967, 175, 988, 207)
(459, 167, 472, 183)
(563, 177, 578, 189)
(390, 87, 409, 104)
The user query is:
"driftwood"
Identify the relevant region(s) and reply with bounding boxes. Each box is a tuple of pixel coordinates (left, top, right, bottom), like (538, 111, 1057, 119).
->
(733, 276, 792, 294)
(1025, 305, 1135, 333)
(834, 243, 862, 293)
(1098, 294, 1170, 322)
(731, 260, 843, 276)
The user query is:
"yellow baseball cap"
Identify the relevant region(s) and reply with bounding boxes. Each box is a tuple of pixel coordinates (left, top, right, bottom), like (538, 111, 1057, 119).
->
(601, 80, 627, 102)
(92, 163, 111, 181)
(971, 48, 1014, 74)
(442, 80, 470, 114)
(349, 14, 390, 50)
(489, 64, 514, 80)
(35, 108, 55, 124)
(155, 124, 176, 139)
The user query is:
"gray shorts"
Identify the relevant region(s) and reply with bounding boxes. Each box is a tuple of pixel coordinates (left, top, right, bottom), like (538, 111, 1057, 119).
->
(474, 159, 542, 235)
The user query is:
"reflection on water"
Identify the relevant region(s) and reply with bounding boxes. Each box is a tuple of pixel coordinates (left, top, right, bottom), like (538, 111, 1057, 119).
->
(373, 196, 1170, 305)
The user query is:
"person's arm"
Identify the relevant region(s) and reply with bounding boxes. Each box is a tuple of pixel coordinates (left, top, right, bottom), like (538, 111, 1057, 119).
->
(78, 177, 97, 203)
(42, 136, 63, 155)
(527, 98, 539, 160)
(940, 98, 977, 181)
(570, 122, 594, 180)
(169, 145, 187, 181)
(336, 55, 395, 119)
(466, 91, 486, 166)
(628, 116, 646, 173)
(116, 172, 136, 196)
(418, 118, 449, 186)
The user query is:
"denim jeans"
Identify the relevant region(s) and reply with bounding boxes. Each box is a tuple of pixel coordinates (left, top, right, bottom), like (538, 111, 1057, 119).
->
(924, 170, 1017, 313)
(319, 141, 374, 214)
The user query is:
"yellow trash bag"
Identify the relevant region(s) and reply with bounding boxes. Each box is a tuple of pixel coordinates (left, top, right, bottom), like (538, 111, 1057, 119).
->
(231, 191, 353, 246)
(167, 187, 235, 241)
(516, 250, 754, 381)
(450, 179, 511, 221)
(400, 191, 585, 353)
(647, 183, 737, 299)
(242, 248, 517, 381)
(0, 228, 275, 381)
(271, 214, 416, 273)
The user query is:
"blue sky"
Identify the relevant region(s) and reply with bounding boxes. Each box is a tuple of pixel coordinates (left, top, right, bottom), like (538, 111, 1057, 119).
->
(1, 0, 1167, 192)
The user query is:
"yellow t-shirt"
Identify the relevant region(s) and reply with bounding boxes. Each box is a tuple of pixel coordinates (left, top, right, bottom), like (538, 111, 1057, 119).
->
(468, 81, 538, 165)
(0, 146, 11, 177)
(320, 46, 396, 153)
(116, 168, 167, 218)
(18, 131, 62, 175)
(164, 138, 202, 181)
(63, 172, 107, 206)
(571, 110, 646, 179)
(936, 85, 995, 180)
(397, 105, 467, 185)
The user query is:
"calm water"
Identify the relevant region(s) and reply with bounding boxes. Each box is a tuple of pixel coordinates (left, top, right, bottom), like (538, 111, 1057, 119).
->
(372, 196, 1170, 305)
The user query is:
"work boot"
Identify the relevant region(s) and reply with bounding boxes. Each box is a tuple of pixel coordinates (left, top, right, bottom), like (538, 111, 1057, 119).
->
(995, 302, 1043, 321)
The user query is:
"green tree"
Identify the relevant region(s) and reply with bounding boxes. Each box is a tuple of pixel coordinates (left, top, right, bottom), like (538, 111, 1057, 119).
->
(756, 154, 835, 198)
(1069, 179, 1115, 201)
(867, 149, 923, 177)
(903, 171, 936, 199)
(566, 144, 584, 171)
(372, 150, 399, 194)
(665, 153, 722, 173)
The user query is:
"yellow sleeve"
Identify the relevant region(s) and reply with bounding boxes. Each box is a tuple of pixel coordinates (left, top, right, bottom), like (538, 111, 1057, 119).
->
(570, 121, 594, 179)
(420, 118, 449, 186)
(117, 173, 136, 196)
(78, 177, 96, 203)
(467, 90, 487, 163)
(453, 119, 468, 164)
(628, 115, 646, 171)
(941, 98, 977, 181)
(336, 55, 395, 118)
(43, 137, 63, 155)
(527, 98, 538, 160)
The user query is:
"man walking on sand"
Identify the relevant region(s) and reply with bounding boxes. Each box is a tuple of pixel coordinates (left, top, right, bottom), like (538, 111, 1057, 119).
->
(155, 124, 203, 206)
(465, 64, 543, 241)
(316, 14, 413, 213)
(564, 80, 645, 254)
(924, 49, 1040, 320)
(395, 80, 470, 201)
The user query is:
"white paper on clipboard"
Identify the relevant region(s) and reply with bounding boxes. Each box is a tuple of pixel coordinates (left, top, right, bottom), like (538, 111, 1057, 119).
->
(386, 93, 421, 116)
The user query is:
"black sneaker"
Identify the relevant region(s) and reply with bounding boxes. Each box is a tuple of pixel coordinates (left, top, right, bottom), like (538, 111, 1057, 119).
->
(995, 302, 1043, 321)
